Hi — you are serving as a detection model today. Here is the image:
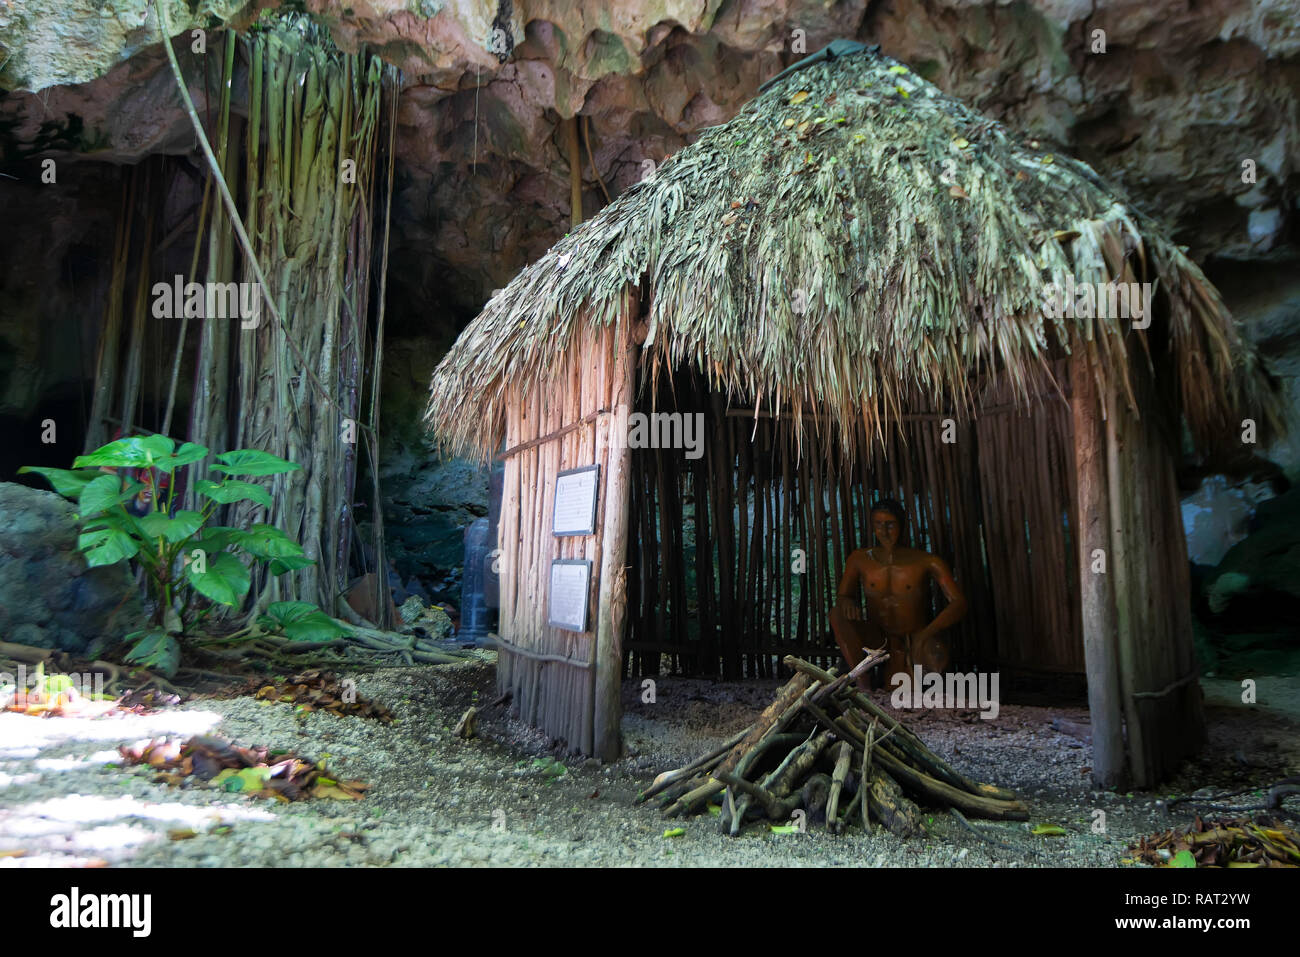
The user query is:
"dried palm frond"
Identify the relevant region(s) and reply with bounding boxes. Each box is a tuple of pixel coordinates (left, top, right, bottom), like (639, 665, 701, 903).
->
(426, 47, 1282, 462)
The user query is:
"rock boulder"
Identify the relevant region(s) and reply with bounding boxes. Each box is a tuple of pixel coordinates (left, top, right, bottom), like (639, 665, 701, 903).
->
(0, 481, 148, 654)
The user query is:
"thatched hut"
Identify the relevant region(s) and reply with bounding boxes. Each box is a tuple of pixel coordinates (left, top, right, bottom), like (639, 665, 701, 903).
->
(426, 45, 1279, 785)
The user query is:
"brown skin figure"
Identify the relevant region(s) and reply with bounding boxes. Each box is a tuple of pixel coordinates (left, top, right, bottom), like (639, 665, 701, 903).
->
(830, 502, 968, 689)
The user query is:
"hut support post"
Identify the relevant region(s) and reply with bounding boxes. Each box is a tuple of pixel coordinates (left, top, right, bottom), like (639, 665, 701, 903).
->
(1069, 352, 1127, 788)
(1104, 359, 1205, 786)
(1104, 386, 1150, 785)
(593, 319, 635, 760)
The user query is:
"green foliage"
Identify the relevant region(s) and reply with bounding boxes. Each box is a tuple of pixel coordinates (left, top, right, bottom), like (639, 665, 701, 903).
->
(529, 757, 568, 779)
(258, 601, 350, 642)
(20, 436, 333, 676)
(124, 629, 182, 679)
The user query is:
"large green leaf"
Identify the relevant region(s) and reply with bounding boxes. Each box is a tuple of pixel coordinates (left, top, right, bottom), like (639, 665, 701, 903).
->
(78, 474, 125, 515)
(185, 551, 251, 606)
(135, 510, 204, 544)
(195, 478, 272, 510)
(260, 601, 349, 642)
(268, 554, 316, 575)
(16, 466, 96, 500)
(77, 525, 139, 566)
(85, 512, 137, 534)
(124, 629, 181, 679)
(262, 600, 323, 622)
(165, 442, 208, 470)
(211, 449, 301, 477)
(74, 434, 175, 469)
(193, 525, 243, 553)
(238, 524, 306, 560)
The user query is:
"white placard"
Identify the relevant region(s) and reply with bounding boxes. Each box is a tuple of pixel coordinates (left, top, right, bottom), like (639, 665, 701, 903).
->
(552, 465, 600, 536)
(548, 560, 592, 633)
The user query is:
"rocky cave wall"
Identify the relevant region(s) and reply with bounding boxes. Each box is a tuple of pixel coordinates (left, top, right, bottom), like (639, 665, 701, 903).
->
(1, 0, 1297, 644)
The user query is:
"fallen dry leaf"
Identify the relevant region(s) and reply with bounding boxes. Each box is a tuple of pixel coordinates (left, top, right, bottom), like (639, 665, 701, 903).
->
(310, 779, 368, 801)
(238, 671, 393, 723)
(117, 733, 366, 804)
(1131, 815, 1299, 868)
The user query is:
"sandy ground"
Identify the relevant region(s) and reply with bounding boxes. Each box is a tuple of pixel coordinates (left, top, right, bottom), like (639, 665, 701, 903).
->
(1, 657, 1296, 867)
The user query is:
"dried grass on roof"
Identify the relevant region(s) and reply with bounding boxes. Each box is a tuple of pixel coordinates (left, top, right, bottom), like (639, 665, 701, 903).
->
(426, 47, 1279, 461)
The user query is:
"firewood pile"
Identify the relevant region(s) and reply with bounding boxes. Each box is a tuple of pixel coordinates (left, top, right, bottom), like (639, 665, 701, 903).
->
(637, 654, 1028, 837)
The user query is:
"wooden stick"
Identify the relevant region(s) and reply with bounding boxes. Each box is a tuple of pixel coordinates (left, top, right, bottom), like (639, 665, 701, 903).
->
(873, 745, 1029, 820)
(715, 771, 800, 820)
(758, 729, 833, 805)
(801, 695, 865, 749)
(636, 725, 751, 803)
(827, 741, 852, 832)
(839, 783, 863, 834)
(861, 719, 875, 832)
(713, 671, 813, 779)
(866, 764, 922, 837)
(661, 777, 725, 818)
(594, 320, 634, 760)
(832, 685, 1017, 801)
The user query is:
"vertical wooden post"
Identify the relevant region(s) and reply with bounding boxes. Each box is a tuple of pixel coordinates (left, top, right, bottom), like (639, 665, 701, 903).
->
(566, 117, 583, 228)
(1104, 383, 1149, 785)
(593, 316, 634, 760)
(1069, 352, 1127, 788)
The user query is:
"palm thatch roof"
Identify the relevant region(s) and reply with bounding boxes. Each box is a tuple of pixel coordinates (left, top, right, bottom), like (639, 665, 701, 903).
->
(426, 44, 1279, 461)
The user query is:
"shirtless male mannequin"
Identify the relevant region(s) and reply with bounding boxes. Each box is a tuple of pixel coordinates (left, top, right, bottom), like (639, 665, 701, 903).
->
(830, 499, 968, 689)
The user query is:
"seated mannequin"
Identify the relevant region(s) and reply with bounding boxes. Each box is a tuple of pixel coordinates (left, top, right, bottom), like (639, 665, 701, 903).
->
(831, 498, 968, 690)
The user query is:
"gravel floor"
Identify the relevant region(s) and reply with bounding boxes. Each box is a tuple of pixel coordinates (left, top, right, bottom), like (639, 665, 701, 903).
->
(1, 658, 1296, 867)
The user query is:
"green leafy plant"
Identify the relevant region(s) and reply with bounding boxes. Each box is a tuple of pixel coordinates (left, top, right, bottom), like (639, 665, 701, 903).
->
(257, 601, 349, 643)
(20, 434, 335, 676)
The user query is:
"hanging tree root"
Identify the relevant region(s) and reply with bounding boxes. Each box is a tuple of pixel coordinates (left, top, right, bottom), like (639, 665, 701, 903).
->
(644, 655, 1028, 839)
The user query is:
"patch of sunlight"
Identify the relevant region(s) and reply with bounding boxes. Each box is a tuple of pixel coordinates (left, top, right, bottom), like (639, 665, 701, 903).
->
(68, 823, 159, 852)
(0, 709, 223, 757)
(8, 793, 277, 828)
(34, 756, 103, 772)
(1, 792, 277, 860)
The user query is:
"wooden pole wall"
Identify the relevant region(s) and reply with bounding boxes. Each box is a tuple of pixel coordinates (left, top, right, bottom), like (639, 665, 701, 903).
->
(495, 307, 631, 757)
(621, 373, 1081, 678)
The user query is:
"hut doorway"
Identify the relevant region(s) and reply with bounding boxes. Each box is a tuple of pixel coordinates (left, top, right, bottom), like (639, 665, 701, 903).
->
(624, 362, 1084, 692)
